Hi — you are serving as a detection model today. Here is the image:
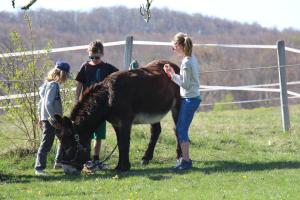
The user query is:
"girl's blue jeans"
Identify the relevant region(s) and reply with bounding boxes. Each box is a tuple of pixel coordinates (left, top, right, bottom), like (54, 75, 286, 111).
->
(176, 96, 201, 143)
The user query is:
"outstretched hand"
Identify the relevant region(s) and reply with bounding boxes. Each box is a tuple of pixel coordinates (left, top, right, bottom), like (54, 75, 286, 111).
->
(37, 120, 43, 129)
(163, 64, 175, 78)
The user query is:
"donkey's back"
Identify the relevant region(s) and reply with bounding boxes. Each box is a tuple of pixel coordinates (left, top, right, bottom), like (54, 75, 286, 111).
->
(104, 59, 180, 125)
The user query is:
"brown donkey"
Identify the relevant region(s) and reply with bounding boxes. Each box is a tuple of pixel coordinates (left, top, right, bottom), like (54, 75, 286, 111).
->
(53, 59, 182, 173)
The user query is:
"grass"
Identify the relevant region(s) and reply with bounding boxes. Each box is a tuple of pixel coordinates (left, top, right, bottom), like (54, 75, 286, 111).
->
(1, 105, 300, 199)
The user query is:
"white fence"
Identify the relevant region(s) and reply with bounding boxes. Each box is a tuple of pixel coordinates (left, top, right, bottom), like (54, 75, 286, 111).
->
(1, 37, 300, 131)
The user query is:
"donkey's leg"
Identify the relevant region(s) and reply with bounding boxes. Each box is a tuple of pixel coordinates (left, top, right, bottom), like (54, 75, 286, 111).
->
(172, 100, 182, 159)
(141, 122, 161, 165)
(112, 124, 122, 170)
(112, 122, 132, 171)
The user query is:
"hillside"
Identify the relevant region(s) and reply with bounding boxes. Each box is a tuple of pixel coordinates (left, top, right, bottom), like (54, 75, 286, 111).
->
(0, 7, 300, 109)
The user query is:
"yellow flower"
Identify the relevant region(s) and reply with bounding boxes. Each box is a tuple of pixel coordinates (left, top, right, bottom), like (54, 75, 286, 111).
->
(112, 174, 119, 179)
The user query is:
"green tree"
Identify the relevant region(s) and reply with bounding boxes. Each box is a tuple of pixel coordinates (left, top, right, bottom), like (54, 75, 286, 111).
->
(0, 13, 75, 150)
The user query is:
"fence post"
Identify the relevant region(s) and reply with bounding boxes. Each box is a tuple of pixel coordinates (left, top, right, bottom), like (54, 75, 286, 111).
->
(276, 40, 290, 132)
(124, 36, 133, 70)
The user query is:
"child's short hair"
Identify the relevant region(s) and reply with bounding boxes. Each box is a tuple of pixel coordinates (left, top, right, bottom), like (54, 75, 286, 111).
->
(88, 40, 104, 55)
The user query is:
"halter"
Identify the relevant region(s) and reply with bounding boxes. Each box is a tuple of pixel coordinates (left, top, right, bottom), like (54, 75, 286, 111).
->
(70, 133, 86, 162)
(61, 123, 118, 169)
(61, 127, 88, 168)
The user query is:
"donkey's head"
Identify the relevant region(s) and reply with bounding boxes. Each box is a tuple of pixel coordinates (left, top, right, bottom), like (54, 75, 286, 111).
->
(51, 114, 90, 175)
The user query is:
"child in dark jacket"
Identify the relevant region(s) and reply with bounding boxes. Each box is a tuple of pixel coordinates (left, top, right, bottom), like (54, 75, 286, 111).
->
(75, 40, 118, 169)
(34, 61, 71, 176)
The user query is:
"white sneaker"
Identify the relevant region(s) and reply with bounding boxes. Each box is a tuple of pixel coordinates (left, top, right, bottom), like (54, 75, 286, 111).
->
(35, 169, 47, 176)
(53, 163, 63, 169)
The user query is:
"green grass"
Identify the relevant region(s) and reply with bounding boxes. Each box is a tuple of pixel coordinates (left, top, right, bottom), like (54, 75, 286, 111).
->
(1, 105, 300, 199)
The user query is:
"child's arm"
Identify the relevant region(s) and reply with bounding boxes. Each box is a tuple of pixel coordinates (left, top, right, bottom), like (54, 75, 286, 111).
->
(75, 81, 83, 101)
(170, 67, 191, 89)
(44, 83, 60, 118)
(164, 63, 191, 90)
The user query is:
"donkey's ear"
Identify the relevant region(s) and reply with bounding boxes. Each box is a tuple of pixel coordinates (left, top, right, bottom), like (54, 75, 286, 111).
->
(63, 116, 73, 129)
(49, 114, 63, 130)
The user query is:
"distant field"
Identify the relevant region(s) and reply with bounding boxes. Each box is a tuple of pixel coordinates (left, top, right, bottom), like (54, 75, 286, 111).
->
(1, 105, 300, 199)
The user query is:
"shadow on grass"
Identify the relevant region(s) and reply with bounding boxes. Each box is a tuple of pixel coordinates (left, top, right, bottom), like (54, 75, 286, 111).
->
(1, 160, 300, 184)
(197, 160, 300, 174)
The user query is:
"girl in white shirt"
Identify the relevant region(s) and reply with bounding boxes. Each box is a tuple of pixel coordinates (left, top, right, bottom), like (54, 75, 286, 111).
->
(164, 32, 201, 172)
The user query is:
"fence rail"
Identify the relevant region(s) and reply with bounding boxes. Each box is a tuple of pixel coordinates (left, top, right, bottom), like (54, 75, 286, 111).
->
(1, 38, 300, 131)
(1, 41, 300, 58)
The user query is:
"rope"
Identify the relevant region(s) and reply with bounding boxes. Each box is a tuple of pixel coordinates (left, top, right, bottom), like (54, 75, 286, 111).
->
(201, 65, 278, 74)
(201, 96, 300, 107)
(201, 63, 300, 74)
(100, 144, 118, 164)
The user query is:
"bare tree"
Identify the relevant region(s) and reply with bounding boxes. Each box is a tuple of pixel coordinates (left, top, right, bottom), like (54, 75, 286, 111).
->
(12, 0, 37, 10)
(140, 0, 153, 22)
(11, 0, 153, 22)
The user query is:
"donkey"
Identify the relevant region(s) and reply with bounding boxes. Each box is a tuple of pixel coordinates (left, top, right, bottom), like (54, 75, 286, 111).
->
(53, 59, 182, 172)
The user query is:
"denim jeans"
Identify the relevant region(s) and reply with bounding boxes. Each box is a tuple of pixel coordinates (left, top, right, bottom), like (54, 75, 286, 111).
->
(176, 96, 201, 143)
(35, 120, 62, 170)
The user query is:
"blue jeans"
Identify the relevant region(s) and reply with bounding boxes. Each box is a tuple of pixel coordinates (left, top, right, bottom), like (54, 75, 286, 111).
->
(176, 97, 201, 143)
(35, 120, 62, 170)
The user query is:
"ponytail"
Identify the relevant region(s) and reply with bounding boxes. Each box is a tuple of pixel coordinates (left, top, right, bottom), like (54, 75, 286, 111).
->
(173, 32, 193, 56)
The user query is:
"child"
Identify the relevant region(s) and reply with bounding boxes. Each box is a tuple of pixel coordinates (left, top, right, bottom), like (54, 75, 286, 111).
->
(75, 40, 118, 169)
(35, 61, 72, 176)
(164, 32, 201, 172)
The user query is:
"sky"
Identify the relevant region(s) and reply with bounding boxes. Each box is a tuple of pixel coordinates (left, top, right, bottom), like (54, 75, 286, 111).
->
(0, 0, 299, 30)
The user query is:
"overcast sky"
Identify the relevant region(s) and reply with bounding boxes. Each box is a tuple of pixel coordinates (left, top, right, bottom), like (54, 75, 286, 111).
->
(0, 0, 299, 30)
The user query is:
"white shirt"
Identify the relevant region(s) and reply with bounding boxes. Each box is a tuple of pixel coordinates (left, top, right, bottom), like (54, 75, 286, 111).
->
(171, 55, 200, 98)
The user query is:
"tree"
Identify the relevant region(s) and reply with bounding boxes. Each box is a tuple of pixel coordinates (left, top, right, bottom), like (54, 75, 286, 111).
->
(11, 0, 153, 22)
(0, 13, 75, 150)
(12, 0, 37, 10)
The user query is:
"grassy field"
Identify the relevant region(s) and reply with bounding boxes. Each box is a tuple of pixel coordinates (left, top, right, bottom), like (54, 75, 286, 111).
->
(1, 105, 300, 199)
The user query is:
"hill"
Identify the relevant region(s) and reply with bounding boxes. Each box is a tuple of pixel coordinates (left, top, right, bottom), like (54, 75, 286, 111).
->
(0, 7, 300, 108)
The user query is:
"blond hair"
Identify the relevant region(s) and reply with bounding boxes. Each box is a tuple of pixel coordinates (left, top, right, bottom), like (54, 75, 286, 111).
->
(173, 32, 193, 56)
(45, 68, 68, 83)
(88, 40, 104, 55)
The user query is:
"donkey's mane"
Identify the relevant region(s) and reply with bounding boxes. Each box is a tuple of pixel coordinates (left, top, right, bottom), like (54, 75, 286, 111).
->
(70, 82, 109, 125)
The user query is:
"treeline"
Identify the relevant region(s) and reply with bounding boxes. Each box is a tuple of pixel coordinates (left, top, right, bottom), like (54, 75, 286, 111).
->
(1, 6, 300, 109)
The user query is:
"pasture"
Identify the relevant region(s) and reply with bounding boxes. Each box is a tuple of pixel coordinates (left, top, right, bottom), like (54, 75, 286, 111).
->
(1, 105, 300, 199)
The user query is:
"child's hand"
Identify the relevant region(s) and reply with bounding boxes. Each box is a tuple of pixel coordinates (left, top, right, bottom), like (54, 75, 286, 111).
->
(163, 64, 174, 78)
(37, 120, 43, 129)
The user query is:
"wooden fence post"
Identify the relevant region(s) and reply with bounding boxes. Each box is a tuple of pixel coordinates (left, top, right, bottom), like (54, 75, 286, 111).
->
(124, 36, 133, 70)
(277, 40, 290, 132)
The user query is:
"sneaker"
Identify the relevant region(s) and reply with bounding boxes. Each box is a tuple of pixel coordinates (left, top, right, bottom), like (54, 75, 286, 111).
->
(93, 160, 108, 170)
(53, 162, 63, 169)
(176, 158, 182, 167)
(84, 160, 94, 169)
(171, 159, 192, 172)
(171, 158, 182, 170)
(35, 169, 48, 176)
(84, 160, 108, 170)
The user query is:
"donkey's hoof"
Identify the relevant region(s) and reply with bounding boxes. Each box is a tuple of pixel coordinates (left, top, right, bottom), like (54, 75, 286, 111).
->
(115, 164, 131, 172)
(141, 159, 150, 165)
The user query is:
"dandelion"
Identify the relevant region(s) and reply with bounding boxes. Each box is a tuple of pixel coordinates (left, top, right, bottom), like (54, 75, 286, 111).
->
(112, 174, 119, 179)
